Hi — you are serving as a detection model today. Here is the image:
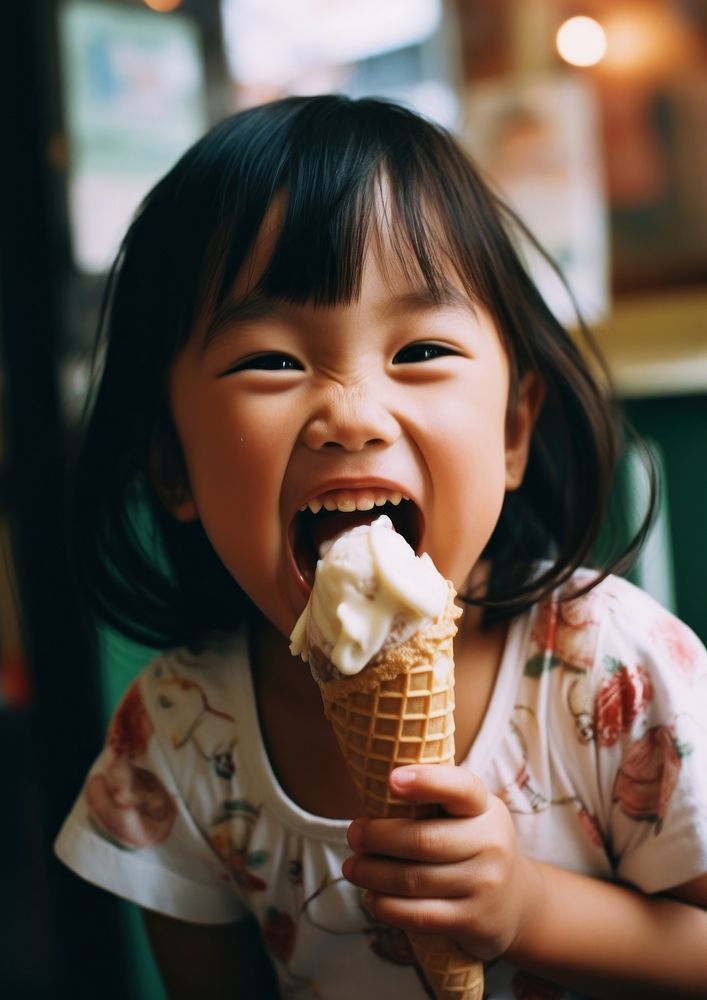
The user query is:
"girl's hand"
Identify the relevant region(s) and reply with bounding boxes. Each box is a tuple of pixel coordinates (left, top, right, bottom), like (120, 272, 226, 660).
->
(342, 764, 540, 960)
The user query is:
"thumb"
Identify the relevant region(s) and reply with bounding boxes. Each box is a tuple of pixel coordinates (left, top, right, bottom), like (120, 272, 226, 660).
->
(388, 764, 489, 818)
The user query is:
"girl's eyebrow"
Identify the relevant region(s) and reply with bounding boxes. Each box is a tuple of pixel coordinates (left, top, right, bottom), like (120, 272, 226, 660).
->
(384, 284, 476, 316)
(201, 289, 284, 351)
(200, 282, 477, 352)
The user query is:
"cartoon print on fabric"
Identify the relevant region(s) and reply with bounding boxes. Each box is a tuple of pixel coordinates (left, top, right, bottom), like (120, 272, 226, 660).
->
(261, 854, 371, 997)
(293, 859, 432, 991)
(524, 585, 602, 745)
(497, 705, 585, 821)
(153, 657, 238, 780)
(85, 681, 177, 848)
(262, 858, 306, 965)
(149, 658, 272, 888)
(210, 799, 268, 891)
(148, 655, 418, 994)
(496, 590, 604, 846)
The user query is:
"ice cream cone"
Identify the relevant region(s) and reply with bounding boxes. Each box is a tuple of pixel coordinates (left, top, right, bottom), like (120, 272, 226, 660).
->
(311, 585, 484, 1000)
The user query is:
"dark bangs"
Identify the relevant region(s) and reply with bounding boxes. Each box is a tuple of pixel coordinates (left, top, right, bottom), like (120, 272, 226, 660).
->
(199, 97, 510, 320)
(75, 94, 654, 648)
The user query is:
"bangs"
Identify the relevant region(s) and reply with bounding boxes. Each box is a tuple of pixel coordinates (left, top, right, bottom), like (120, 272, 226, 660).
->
(198, 97, 496, 320)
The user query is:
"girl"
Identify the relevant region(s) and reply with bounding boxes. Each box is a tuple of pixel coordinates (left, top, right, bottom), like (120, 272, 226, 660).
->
(55, 95, 707, 999)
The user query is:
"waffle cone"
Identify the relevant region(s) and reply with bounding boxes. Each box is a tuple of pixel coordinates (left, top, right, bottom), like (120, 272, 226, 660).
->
(312, 585, 484, 1000)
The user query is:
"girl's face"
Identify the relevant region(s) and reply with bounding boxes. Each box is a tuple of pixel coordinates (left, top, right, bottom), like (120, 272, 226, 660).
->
(165, 233, 539, 638)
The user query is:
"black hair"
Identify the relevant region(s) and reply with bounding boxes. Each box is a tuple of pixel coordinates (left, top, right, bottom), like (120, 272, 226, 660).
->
(73, 93, 655, 648)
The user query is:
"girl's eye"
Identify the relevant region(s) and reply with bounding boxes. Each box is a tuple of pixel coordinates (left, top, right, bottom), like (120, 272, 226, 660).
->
(392, 343, 457, 364)
(224, 353, 303, 374)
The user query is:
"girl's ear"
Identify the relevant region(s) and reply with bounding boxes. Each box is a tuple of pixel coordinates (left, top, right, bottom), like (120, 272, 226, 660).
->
(149, 431, 199, 522)
(505, 371, 545, 490)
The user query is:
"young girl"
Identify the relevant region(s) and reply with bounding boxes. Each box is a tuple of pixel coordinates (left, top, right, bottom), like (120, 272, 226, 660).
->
(55, 95, 707, 999)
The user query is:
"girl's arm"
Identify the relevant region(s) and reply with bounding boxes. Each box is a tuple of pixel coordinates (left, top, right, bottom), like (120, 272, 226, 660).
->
(141, 908, 279, 999)
(506, 864, 707, 999)
(344, 766, 707, 999)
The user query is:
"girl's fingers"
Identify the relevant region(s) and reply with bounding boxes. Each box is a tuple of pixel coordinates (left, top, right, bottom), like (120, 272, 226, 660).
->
(342, 854, 468, 898)
(347, 814, 477, 863)
(360, 892, 460, 937)
(345, 767, 492, 861)
(388, 764, 489, 818)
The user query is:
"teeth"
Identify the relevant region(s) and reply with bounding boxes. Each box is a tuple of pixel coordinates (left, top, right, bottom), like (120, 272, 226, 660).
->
(302, 490, 408, 515)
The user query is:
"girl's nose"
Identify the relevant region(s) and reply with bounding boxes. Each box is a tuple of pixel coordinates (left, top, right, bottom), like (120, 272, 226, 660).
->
(302, 383, 401, 452)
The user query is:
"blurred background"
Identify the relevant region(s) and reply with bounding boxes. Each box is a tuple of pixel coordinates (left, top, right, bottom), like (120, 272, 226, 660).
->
(0, 1, 705, 996)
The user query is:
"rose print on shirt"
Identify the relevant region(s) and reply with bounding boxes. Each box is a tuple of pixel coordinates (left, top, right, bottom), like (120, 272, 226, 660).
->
(86, 682, 177, 849)
(107, 680, 153, 758)
(526, 587, 601, 677)
(86, 757, 177, 848)
(651, 614, 704, 682)
(594, 659, 653, 747)
(613, 724, 689, 831)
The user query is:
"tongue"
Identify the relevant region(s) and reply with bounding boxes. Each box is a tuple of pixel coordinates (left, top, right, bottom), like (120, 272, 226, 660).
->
(310, 510, 381, 556)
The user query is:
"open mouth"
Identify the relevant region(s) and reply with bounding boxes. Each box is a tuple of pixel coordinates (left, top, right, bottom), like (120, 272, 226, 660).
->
(291, 495, 423, 586)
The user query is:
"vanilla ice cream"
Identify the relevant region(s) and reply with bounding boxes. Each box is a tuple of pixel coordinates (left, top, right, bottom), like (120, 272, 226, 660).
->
(289, 515, 448, 676)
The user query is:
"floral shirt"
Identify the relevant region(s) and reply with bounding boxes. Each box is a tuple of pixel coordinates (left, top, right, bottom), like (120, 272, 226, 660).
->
(55, 574, 707, 999)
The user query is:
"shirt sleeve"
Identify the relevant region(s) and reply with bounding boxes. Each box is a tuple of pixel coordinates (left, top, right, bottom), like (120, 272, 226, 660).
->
(594, 582, 707, 893)
(54, 672, 247, 925)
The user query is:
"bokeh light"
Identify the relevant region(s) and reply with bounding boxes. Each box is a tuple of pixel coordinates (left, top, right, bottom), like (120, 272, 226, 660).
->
(556, 16, 608, 68)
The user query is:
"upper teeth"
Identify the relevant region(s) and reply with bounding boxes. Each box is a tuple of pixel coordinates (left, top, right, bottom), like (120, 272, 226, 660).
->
(301, 491, 408, 515)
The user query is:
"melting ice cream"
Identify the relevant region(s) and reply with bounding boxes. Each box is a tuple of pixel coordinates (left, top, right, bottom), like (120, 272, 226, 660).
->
(289, 515, 448, 675)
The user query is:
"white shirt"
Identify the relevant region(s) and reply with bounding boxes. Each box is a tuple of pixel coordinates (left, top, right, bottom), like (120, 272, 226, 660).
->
(55, 574, 707, 998)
